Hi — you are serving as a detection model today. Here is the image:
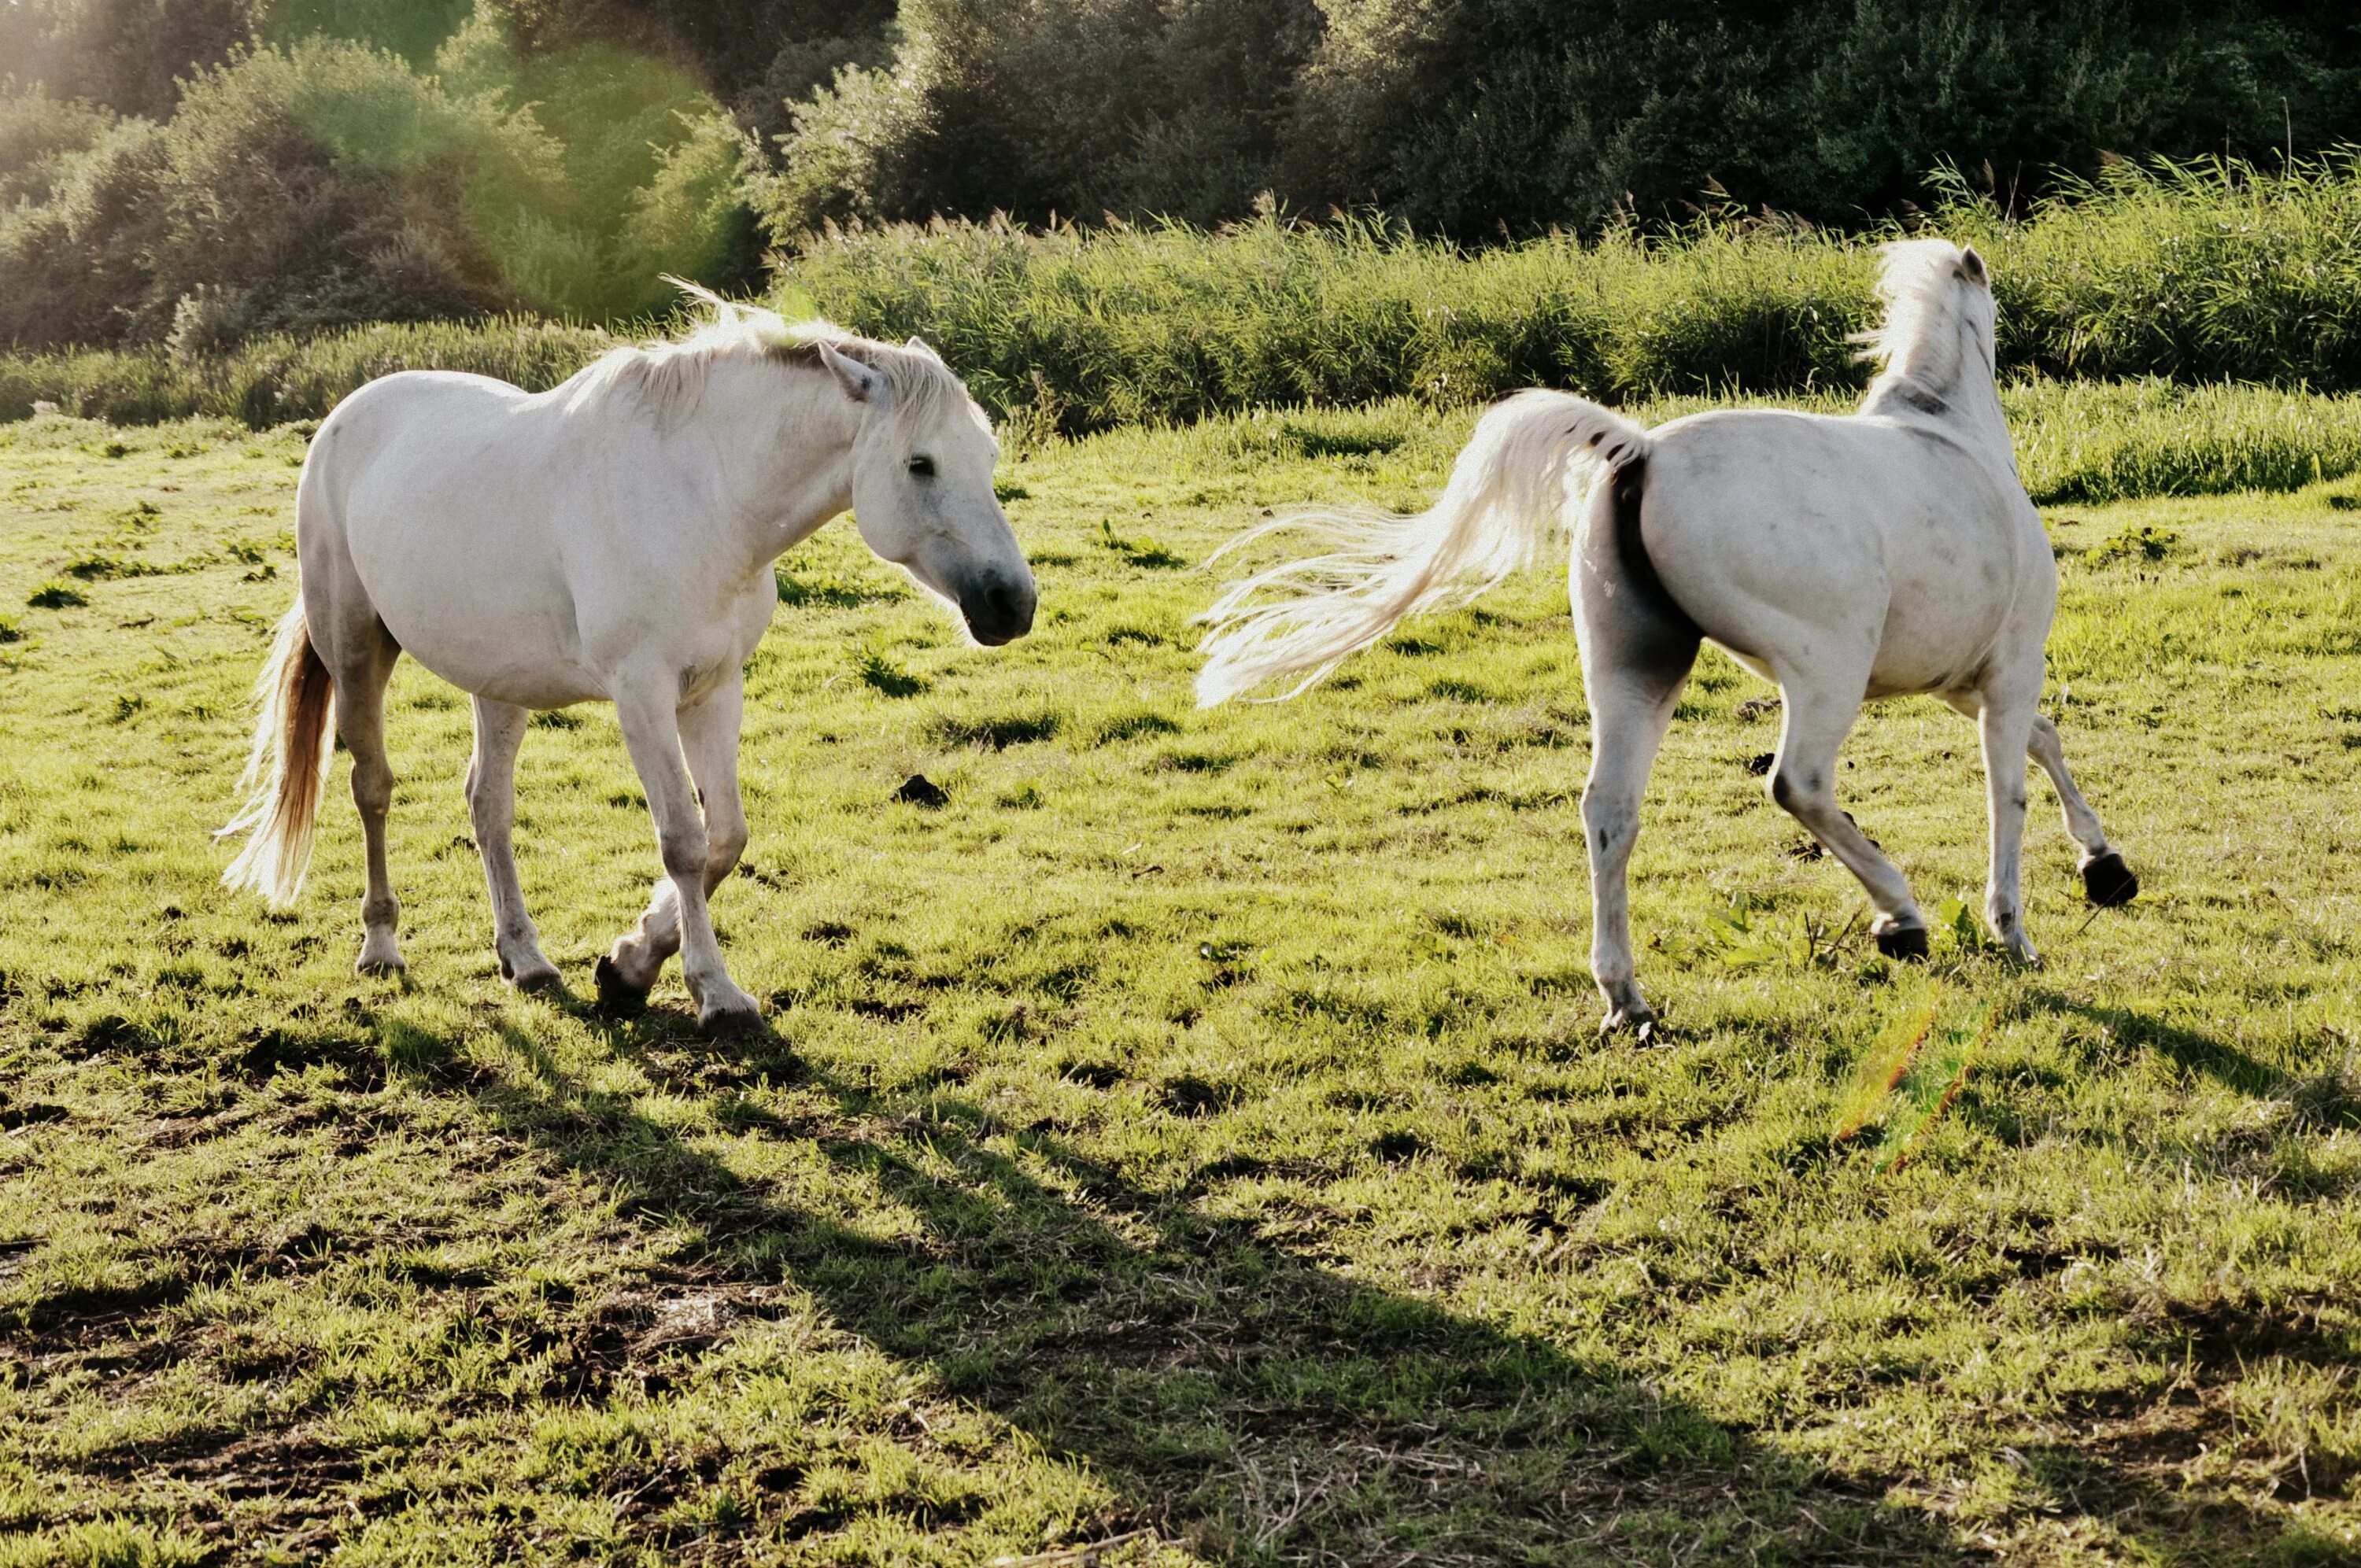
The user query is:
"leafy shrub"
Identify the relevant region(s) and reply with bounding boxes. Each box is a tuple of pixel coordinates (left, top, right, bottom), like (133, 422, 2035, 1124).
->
(761, 0, 1320, 237)
(147, 39, 546, 340)
(757, 0, 2361, 240)
(0, 89, 120, 205)
(0, 0, 260, 120)
(0, 26, 758, 349)
(0, 114, 172, 349)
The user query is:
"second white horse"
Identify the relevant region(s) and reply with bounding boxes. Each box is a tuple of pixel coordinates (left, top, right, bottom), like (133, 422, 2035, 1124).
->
(1198, 240, 2135, 1033)
(221, 292, 1035, 1031)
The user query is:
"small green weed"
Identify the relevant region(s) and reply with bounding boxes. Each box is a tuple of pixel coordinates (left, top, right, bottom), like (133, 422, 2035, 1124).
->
(2085, 524, 2180, 565)
(855, 645, 928, 698)
(1701, 893, 1854, 970)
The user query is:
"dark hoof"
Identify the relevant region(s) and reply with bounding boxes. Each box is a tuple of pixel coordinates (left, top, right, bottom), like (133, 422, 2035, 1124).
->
(2082, 851, 2138, 908)
(1875, 925, 1931, 961)
(700, 1007, 765, 1042)
(593, 954, 649, 1017)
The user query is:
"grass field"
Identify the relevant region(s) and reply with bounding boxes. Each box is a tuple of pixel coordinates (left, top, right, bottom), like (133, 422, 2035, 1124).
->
(1, 397, 2359, 1566)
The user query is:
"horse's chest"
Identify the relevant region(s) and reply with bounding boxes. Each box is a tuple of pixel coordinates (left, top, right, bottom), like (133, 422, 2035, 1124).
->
(678, 655, 738, 706)
(674, 589, 773, 704)
(1870, 529, 2023, 693)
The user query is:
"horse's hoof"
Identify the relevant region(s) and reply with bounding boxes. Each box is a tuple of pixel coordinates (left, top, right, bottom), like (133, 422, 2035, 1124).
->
(1875, 925, 1931, 961)
(699, 1004, 764, 1041)
(2082, 852, 2138, 908)
(356, 952, 405, 978)
(593, 955, 648, 1017)
(1600, 1003, 1658, 1038)
(512, 965, 563, 996)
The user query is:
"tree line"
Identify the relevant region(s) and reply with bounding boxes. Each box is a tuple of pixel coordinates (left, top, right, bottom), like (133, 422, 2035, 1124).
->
(4, 0, 2359, 349)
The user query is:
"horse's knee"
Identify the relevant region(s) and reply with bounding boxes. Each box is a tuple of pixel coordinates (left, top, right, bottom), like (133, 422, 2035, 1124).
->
(656, 825, 709, 886)
(706, 825, 748, 880)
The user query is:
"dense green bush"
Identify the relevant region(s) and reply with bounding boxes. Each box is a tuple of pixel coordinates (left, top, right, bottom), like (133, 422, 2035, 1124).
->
(760, 0, 1321, 235)
(10, 0, 2361, 285)
(759, 0, 2361, 240)
(149, 39, 555, 340)
(0, 113, 172, 349)
(0, 27, 755, 347)
(1280, 0, 2361, 238)
(0, 0, 260, 120)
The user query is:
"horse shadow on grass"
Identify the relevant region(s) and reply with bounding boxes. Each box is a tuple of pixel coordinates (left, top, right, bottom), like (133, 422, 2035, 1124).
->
(365, 1009, 1955, 1565)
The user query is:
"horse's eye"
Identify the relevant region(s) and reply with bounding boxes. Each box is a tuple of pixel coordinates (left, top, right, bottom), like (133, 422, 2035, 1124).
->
(907, 455, 936, 478)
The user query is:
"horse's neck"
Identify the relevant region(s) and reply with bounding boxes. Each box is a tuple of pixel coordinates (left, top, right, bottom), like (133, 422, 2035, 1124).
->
(1864, 357, 2017, 482)
(694, 358, 861, 571)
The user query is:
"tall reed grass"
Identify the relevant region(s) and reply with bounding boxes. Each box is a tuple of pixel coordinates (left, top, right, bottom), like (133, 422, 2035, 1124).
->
(13, 157, 2361, 454)
(0, 317, 617, 426)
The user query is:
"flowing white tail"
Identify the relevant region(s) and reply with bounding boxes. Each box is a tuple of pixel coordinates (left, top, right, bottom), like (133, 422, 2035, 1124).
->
(1194, 390, 1651, 706)
(217, 599, 336, 907)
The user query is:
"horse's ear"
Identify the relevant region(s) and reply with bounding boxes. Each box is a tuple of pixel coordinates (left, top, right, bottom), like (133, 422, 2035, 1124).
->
(816, 341, 886, 406)
(1956, 245, 1988, 286)
(903, 334, 943, 363)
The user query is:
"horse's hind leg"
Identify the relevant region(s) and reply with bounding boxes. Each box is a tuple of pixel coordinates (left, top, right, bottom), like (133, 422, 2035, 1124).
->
(323, 620, 403, 975)
(467, 698, 560, 992)
(1969, 691, 2042, 963)
(1574, 511, 1701, 1034)
(1581, 663, 1695, 1033)
(1767, 672, 1928, 957)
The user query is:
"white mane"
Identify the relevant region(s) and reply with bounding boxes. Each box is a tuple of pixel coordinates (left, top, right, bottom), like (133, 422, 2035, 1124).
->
(560, 282, 967, 445)
(1854, 238, 1990, 410)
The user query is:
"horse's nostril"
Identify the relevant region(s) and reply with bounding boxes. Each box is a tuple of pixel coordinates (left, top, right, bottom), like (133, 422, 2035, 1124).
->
(967, 578, 1033, 642)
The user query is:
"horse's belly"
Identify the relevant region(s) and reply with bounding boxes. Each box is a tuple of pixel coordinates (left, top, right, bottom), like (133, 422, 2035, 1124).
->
(349, 527, 604, 707)
(403, 642, 607, 710)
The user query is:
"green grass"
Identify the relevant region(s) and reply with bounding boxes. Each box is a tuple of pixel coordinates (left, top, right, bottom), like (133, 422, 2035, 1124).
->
(1, 404, 2359, 1564)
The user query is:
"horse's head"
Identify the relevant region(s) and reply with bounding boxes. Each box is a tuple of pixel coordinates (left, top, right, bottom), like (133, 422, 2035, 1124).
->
(819, 338, 1036, 647)
(1859, 238, 2000, 407)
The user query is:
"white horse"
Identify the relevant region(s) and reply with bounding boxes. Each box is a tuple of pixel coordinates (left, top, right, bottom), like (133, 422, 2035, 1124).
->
(220, 292, 1034, 1032)
(1197, 239, 2135, 1033)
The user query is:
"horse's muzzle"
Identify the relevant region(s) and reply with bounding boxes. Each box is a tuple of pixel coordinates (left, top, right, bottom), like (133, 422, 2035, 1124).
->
(962, 574, 1037, 646)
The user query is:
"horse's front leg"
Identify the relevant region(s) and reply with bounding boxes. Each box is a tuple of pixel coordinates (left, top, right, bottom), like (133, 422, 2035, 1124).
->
(602, 677, 750, 992)
(1766, 670, 1929, 957)
(1973, 690, 2041, 964)
(600, 673, 759, 1033)
(2029, 714, 2138, 908)
(467, 696, 560, 992)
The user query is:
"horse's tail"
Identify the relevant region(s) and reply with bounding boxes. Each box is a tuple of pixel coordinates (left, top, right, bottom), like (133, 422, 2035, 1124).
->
(1195, 389, 1652, 706)
(217, 597, 336, 907)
